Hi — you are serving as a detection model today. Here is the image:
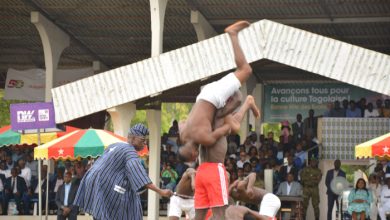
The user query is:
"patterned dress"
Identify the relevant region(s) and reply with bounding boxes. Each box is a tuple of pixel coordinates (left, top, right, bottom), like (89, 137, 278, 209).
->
(74, 142, 151, 220)
(347, 189, 372, 215)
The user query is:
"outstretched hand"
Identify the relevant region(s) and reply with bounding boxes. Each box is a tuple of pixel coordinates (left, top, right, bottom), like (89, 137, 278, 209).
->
(160, 189, 173, 198)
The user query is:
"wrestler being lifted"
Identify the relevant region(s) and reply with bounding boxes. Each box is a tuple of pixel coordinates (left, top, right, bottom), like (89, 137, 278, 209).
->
(179, 21, 261, 220)
(179, 20, 260, 162)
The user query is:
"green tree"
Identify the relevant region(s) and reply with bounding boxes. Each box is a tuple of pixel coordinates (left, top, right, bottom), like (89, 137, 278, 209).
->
(0, 89, 26, 127)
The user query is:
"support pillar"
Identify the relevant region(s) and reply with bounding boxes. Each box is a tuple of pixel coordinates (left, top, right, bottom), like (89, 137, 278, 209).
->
(107, 103, 136, 137)
(146, 109, 162, 220)
(190, 10, 217, 41)
(31, 11, 70, 102)
(148, 0, 168, 219)
(239, 77, 256, 143)
(251, 83, 263, 136)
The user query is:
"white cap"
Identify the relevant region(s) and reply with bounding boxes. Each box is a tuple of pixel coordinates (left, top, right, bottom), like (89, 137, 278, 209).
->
(259, 193, 281, 217)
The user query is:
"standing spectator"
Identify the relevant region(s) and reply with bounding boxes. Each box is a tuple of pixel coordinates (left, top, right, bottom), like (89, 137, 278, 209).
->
(346, 100, 362, 118)
(24, 165, 51, 215)
(325, 159, 346, 220)
(55, 171, 79, 220)
(368, 173, 381, 220)
(25, 153, 38, 181)
(358, 98, 367, 117)
(4, 167, 27, 215)
(323, 102, 334, 117)
(300, 158, 322, 220)
(342, 99, 349, 113)
(0, 161, 11, 178)
(168, 120, 179, 136)
(364, 103, 380, 118)
(383, 99, 390, 118)
(292, 113, 304, 143)
(279, 154, 299, 182)
(303, 109, 317, 138)
(294, 143, 306, 170)
(348, 178, 372, 220)
(379, 174, 390, 220)
(330, 101, 346, 117)
(376, 99, 384, 117)
(18, 159, 31, 187)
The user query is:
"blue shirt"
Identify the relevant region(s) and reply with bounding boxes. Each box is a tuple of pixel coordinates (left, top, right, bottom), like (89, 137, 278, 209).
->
(64, 183, 71, 206)
(346, 108, 362, 117)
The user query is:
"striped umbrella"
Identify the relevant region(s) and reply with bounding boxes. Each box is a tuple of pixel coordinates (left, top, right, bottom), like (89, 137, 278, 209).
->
(355, 132, 390, 159)
(0, 125, 78, 147)
(34, 128, 127, 160)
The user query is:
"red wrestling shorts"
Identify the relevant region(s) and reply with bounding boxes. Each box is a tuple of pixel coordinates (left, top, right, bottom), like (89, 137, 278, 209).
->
(195, 163, 229, 209)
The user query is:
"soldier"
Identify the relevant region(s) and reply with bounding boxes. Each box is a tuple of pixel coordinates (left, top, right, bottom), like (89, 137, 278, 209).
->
(300, 157, 322, 220)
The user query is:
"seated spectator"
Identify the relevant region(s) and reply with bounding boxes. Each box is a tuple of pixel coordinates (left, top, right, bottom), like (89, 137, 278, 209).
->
(276, 173, 303, 220)
(161, 162, 178, 191)
(275, 143, 284, 165)
(161, 133, 178, 154)
(237, 151, 249, 169)
(243, 162, 252, 176)
(248, 146, 258, 159)
(248, 131, 258, 148)
(346, 100, 362, 118)
(348, 178, 372, 220)
(241, 137, 254, 153)
(294, 143, 306, 170)
(161, 143, 176, 164)
(23, 166, 51, 215)
(25, 153, 38, 181)
(168, 120, 179, 136)
(5, 155, 14, 170)
(364, 103, 379, 118)
(52, 168, 64, 195)
(0, 161, 10, 179)
(4, 167, 27, 215)
(237, 168, 245, 180)
(266, 131, 279, 149)
(174, 161, 188, 180)
(250, 157, 262, 173)
(330, 100, 346, 117)
(383, 99, 390, 118)
(18, 159, 31, 187)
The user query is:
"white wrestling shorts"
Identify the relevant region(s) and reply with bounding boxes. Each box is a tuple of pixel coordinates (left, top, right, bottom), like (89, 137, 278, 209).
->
(168, 194, 195, 219)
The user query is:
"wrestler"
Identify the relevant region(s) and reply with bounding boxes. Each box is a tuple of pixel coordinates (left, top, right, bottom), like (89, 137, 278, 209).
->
(168, 167, 196, 220)
(179, 20, 260, 160)
(229, 173, 268, 205)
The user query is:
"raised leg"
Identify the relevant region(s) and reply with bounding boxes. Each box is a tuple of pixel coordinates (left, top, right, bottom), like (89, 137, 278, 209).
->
(225, 21, 252, 84)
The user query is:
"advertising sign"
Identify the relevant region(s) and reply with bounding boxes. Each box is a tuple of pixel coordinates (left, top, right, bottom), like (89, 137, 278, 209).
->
(10, 102, 56, 130)
(263, 83, 387, 123)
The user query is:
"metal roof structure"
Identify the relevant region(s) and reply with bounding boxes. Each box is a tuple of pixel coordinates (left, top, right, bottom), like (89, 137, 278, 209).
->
(1, 0, 390, 116)
(52, 19, 390, 123)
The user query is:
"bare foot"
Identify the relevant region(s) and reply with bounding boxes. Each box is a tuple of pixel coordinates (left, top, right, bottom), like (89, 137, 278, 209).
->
(224, 20, 250, 35)
(245, 95, 260, 118)
(224, 115, 240, 134)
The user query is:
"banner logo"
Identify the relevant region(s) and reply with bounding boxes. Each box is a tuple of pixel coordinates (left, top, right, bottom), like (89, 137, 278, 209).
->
(17, 110, 35, 123)
(7, 79, 24, 88)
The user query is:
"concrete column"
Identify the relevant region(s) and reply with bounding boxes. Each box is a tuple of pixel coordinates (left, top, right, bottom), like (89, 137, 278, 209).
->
(146, 109, 162, 220)
(107, 103, 136, 137)
(149, 1, 168, 219)
(239, 79, 256, 144)
(31, 11, 70, 102)
(251, 83, 263, 136)
(190, 10, 217, 41)
(264, 169, 273, 193)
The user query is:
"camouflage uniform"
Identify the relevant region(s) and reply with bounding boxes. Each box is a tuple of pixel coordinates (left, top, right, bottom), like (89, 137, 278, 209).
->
(300, 164, 322, 220)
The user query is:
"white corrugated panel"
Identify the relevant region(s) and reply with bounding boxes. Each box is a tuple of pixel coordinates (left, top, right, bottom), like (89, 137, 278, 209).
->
(52, 19, 389, 123)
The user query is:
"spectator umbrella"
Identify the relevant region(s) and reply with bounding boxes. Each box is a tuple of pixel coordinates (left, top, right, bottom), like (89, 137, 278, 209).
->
(355, 132, 390, 159)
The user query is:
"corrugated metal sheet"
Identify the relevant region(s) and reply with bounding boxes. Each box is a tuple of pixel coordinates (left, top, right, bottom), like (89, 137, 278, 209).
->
(52, 19, 389, 123)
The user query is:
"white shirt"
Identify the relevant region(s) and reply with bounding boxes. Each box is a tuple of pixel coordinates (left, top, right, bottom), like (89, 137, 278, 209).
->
(0, 169, 11, 178)
(0, 177, 3, 191)
(54, 179, 64, 193)
(236, 160, 249, 169)
(12, 177, 17, 193)
(64, 183, 71, 206)
(19, 167, 31, 187)
(26, 160, 38, 177)
(287, 182, 292, 195)
(364, 109, 379, 118)
(35, 179, 45, 194)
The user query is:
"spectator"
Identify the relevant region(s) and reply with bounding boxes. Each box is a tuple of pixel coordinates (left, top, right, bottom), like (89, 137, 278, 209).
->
(275, 143, 284, 165)
(383, 99, 390, 118)
(292, 113, 304, 143)
(25, 153, 38, 181)
(330, 101, 346, 117)
(323, 102, 334, 117)
(358, 98, 367, 117)
(168, 120, 179, 136)
(4, 167, 27, 215)
(55, 171, 79, 220)
(279, 154, 299, 182)
(0, 161, 10, 178)
(5, 155, 14, 170)
(237, 168, 245, 180)
(53, 168, 65, 195)
(227, 136, 238, 156)
(342, 99, 349, 112)
(294, 143, 306, 170)
(347, 178, 372, 220)
(243, 162, 252, 176)
(325, 159, 346, 220)
(237, 151, 249, 169)
(376, 99, 384, 117)
(267, 131, 279, 149)
(368, 173, 381, 220)
(24, 165, 51, 215)
(241, 137, 253, 153)
(248, 131, 258, 148)
(379, 174, 390, 220)
(300, 158, 322, 220)
(364, 102, 379, 118)
(250, 157, 262, 173)
(18, 159, 31, 187)
(276, 173, 303, 220)
(303, 109, 317, 138)
(248, 146, 258, 159)
(161, 162, 178, 191)
(346, 100, 362, 118)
